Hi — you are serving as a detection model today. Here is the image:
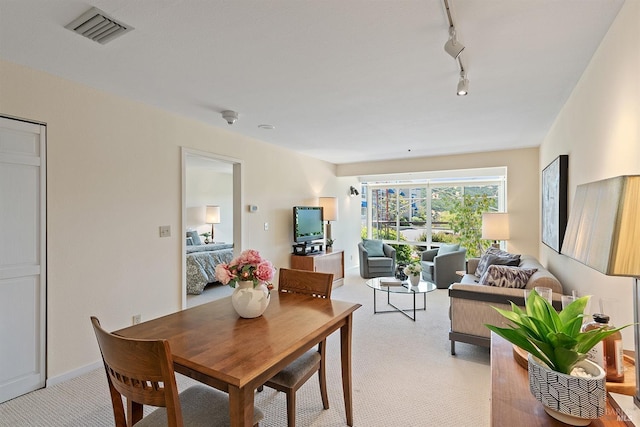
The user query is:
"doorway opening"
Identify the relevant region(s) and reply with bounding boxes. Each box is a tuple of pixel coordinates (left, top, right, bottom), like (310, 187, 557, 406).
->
(181, 148, 242, 308)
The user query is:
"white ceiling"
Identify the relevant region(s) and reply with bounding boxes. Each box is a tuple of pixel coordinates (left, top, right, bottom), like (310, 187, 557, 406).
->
(0, 0, 624, 165)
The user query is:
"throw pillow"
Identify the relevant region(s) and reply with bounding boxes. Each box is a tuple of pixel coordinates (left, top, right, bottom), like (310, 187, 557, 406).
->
(474, 247, 521, 278)
(479, 265, 538, 289)
(437, 243, 460, 256)
(363, 239, 385, 257)
(186, 230, 202, 246)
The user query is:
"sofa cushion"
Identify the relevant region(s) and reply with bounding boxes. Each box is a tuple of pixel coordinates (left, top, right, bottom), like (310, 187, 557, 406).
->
(368, 257, 393, 268)
(475, 248, 520, 278)
(363, 239, 385, 257)
(437, 243, 460, 256)
(479, 265, 538, 289)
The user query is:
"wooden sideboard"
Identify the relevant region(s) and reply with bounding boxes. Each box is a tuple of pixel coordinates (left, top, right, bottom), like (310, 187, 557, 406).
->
(491, 332, 633, 426)
(290, 250, 344, 289)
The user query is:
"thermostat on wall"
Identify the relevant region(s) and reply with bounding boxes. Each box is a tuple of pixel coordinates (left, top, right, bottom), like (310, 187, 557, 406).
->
(248, 205, 258, 212)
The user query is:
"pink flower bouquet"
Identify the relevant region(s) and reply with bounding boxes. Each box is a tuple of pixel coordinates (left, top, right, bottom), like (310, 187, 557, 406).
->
(215, 249, 275, 288)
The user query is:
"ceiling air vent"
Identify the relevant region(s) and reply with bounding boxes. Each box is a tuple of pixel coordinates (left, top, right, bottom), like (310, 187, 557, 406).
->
(65, 7, 133, 44)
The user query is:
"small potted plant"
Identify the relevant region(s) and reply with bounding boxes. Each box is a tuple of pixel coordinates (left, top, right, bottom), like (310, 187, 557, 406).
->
(200, 232, 211, 244)
(403, 262, 422, 286)
(486, 290, 628, 425)
(326, 238, 335, 252)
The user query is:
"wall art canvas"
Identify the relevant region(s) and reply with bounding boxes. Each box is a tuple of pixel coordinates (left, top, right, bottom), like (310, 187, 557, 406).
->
(541, 155, 568, 252)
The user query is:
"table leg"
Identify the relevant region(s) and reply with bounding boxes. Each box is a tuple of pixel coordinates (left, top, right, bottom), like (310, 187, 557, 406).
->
(228, 385, 254, 427)
(340, 313, 354, 426)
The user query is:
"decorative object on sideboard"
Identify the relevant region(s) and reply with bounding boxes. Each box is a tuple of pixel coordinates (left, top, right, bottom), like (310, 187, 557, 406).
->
(541, 154, 568, 252)
(486, 290, 628, 425)
(560, 175, 640, 409)
(206, 205, 221, 243)
(318, 197, 338, 247)
(481, 212, 510, 249)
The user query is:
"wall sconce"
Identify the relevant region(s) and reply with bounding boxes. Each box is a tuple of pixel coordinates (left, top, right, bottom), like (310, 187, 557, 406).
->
(349, 186, 360, 197)
(205, 205, 221, 242)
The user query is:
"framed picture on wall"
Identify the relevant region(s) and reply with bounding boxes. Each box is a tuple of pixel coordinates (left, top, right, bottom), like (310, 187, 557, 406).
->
(541, 155, 568, 252)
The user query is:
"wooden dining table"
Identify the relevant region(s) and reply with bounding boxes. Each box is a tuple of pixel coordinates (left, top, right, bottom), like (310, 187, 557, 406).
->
(115, 292, 361, 427)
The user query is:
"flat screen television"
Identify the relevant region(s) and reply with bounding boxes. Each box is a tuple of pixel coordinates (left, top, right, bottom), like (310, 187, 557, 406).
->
(293, 206, 324, 244)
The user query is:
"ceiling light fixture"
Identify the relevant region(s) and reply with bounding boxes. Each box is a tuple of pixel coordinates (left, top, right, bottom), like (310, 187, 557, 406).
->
(457, 70, 469, 96)
(444, 26, 464, 59)
(443, 0, 469, 96)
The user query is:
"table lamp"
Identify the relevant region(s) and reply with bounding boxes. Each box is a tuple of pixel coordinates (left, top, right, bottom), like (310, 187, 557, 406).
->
(481, 212, 510, 248)
(318, 197, 338, 244)
(205, 205, 221, 242)
(560, 175, 640, 407)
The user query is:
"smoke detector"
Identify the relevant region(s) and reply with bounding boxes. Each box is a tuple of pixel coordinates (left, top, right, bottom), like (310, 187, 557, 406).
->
(221, 110, 238, 125)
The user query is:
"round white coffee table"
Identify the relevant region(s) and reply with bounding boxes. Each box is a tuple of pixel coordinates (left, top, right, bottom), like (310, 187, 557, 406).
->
(365, 277, 436, 321)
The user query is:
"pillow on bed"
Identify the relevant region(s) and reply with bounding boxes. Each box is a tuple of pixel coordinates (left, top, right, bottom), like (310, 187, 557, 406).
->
(479, 265, 537, 289)
(186, 236, 194, 246)
(186, 230, 202, 246)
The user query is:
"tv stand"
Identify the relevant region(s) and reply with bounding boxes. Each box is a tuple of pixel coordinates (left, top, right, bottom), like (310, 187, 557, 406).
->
(291, 250, 344, 289)
(292, 242, 323, 255)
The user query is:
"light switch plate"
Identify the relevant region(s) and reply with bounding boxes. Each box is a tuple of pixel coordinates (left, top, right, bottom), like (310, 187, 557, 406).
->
(159, 225, 171, 237)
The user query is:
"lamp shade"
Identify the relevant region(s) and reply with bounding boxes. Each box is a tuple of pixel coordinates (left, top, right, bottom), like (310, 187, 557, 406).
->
(205, 205, 221, 224)
(561, 175, 640, 277)
(481, 213, 510, 241)
(318, 197, 338, 222)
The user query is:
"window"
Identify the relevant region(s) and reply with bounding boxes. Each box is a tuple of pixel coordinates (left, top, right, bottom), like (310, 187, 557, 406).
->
(360, 168, 506, 258)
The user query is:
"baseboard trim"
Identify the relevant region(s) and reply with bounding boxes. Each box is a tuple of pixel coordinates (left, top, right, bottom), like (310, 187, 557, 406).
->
(46, 360, 102, 387)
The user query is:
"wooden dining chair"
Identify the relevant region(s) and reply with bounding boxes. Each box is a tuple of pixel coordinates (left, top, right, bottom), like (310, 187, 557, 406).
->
(261, 268, 334, 427)
(90, 317, 263, 427)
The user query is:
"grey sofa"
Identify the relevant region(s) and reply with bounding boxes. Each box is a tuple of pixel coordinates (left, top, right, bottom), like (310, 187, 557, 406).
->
(358, 242, 396, 278)
(420, 245, 467, 289)
(448, 255, 564, 355)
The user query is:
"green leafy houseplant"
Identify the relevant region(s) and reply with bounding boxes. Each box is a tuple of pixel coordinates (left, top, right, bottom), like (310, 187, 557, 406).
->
(485, 290, 628, 375)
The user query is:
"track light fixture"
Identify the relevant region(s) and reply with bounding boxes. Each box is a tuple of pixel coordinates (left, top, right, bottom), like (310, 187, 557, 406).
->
(457, 70, 469, 96)
(443, 0, 469, 96)
(444, 26, 464, 59)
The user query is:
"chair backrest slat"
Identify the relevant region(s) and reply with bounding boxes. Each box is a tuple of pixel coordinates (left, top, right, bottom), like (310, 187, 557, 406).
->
(91, 317, 184, 427)
(278, 268, 333, 298)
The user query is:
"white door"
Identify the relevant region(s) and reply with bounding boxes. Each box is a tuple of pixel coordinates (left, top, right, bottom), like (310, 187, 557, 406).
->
(0, 117, 46, 403)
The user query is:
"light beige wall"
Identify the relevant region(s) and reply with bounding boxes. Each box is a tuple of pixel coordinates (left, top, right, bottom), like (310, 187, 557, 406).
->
(0, 59, 339, 379)
(338, 148, 541, 257)
(540, 0, 639, 347)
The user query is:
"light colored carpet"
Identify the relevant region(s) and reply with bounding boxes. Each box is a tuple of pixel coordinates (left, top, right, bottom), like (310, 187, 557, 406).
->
(0, 269, 490, 426)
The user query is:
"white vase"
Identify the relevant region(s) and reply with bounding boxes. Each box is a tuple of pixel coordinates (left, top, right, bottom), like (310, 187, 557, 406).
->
(528, 354, 606, 426)
(231, 280, 271, 318)
(409, 274, 420, 286)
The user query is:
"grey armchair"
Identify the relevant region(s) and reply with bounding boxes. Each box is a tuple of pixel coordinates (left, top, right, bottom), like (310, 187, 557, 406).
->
(420, 244, 466, 289)
(358, 241, 396, 278)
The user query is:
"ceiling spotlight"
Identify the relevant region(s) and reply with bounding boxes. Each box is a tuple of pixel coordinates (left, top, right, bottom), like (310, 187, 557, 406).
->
(457, 71, 469, 96)
(349, 186, 360, 197)
(221, 110, 238, 125)
(444, 26, 465, 59)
